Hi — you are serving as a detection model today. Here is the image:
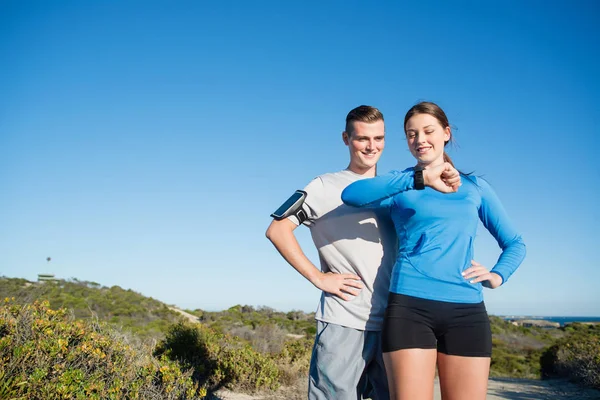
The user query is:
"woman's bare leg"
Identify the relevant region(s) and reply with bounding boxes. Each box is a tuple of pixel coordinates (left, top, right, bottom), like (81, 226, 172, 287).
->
(383, 348, 437, 400)
(436, 353, 490, 400)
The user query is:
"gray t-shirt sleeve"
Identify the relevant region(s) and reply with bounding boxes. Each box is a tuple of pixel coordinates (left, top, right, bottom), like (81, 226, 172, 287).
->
(288, 177, 325, 226)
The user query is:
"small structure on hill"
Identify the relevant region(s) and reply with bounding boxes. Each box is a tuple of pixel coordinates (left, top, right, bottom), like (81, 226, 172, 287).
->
(510, 319, 560, 329)
(38, 274, 57, 283)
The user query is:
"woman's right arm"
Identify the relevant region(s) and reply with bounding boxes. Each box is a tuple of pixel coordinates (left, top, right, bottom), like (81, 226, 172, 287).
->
(342, 170, 415, 207)
(342, 163, 462, 208)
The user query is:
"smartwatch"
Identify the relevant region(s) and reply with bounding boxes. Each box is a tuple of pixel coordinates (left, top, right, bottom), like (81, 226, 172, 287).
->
(414, 167, 425, 190)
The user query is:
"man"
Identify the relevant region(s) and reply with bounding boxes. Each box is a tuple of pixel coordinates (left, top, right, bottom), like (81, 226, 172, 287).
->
(266, 105, 396, 399)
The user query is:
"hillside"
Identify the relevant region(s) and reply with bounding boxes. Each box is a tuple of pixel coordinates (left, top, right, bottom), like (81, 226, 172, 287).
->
(0, 276, 183, 340)
(193, 305, 315, 334)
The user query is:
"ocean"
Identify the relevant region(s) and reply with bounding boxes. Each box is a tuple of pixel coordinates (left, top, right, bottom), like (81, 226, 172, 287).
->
(501, 316, 600, 327)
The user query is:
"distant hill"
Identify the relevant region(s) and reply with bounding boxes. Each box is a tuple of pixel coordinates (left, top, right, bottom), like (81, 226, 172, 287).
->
(192, 304, 317, 337)
(0, 276, 183, 340)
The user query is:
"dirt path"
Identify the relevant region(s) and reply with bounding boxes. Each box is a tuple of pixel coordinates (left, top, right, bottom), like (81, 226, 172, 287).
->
(209, 378, 600, 399)
(168, 306, 200, 323)
(482, 377, 600, 400)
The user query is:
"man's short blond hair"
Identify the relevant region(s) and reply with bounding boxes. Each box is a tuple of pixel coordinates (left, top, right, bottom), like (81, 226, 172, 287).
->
(345, 105, 384, 135)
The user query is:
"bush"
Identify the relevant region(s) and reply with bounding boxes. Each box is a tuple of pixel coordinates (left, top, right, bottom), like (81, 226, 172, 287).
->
(0, 299, 200, 399)
(274, 337, 313, 386)
(196, 304, 316, 337)
(490, 343, 544, 378)
(488, 317, 555, 379)
(229, 324, 287, 354)
(154, 322, 281, 393)
(541, 325, 600, 389)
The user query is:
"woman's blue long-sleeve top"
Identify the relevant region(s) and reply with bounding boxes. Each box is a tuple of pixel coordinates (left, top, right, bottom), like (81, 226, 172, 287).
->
(341, 168, 526, 303)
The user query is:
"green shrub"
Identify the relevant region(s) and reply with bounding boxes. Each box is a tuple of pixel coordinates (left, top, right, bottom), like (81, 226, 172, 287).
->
(195, 304, 316, 338)
(0, 299, 201, 399)
(154, 322, 281, 392)
(274, 337, 313, 386)
(490, 343, 544, 378)
(488, 317, 556, 379)
(541, 325, 600, 389)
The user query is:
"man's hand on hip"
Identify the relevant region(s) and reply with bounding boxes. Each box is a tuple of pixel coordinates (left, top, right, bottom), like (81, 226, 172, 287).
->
(313, 272, 363, 301)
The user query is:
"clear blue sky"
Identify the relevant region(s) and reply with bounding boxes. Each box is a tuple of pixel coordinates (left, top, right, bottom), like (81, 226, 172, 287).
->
(1, 1, 599, 316)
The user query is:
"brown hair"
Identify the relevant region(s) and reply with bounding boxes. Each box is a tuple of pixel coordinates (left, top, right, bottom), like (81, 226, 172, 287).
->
(404, 101, 455, 167)
(345, 105, 384, 135)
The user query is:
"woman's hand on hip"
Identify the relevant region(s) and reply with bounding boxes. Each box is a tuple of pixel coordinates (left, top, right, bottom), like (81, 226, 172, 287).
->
(462, 260, 503, 289)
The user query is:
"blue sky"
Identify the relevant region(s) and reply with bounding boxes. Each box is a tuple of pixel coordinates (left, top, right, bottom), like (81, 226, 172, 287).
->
(1, 1, 599, 316)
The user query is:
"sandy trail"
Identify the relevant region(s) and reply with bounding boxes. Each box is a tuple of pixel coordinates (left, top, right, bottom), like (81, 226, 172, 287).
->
(169, 306, 200, 323)
(210, 377, 600, 400)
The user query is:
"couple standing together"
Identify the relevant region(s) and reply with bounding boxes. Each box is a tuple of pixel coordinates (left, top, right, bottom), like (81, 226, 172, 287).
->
(266, 102, 526, 400)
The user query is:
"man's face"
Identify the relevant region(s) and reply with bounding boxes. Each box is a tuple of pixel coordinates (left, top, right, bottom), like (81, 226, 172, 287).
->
(343, 120, 385, 174)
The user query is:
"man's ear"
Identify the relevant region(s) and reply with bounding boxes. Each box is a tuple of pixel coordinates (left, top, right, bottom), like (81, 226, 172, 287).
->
(342, 131, 350, 145)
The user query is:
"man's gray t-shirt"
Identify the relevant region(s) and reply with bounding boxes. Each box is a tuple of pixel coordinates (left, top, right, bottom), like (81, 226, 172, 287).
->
(289, 169, 397, 331)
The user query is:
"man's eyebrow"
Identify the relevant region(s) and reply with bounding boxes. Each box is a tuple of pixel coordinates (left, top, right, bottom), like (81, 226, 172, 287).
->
(355, 135, 385, 139)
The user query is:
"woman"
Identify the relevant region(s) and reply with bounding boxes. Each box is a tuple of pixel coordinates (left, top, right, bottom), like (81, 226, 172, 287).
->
(341, 101, 526, 400)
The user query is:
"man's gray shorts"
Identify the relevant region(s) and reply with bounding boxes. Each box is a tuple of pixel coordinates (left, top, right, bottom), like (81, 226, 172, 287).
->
(308, 321, 389, 400)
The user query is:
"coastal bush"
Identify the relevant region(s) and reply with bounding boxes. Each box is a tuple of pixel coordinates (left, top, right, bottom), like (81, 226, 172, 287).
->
(154, 322, 281, 392)
(229, 323, 288, 354)
(541, 324, 600, 389)
(488, 316, 555, 379)
(0, 299, 200, 399)
(195, 304, 316, 337)
(490, 339, 544, 378)
(155, 321, 313, 393)
(274, 336, 313, 386)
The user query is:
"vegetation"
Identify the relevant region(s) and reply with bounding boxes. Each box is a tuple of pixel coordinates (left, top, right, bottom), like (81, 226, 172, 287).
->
(154, 322, 312, 393)
(0, 278, 314, 397)
(541, 323, 600, 389)
(489, 315, 563, 379)
(193, 304, 316, 337)
(1, 276, 598, 396)
(0, 299, 200, 399)
(490, 317, 600, 390)
(0, 277, 182, 340)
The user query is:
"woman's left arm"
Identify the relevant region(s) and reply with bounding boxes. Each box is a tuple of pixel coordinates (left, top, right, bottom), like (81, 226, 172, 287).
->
(477, 178, 527, 285)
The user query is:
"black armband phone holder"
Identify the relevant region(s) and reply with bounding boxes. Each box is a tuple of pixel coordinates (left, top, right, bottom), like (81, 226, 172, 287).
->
(270, 190, 308, 223)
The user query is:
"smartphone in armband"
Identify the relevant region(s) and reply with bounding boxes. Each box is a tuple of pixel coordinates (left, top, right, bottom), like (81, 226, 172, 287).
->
(270, 190, 308, 222)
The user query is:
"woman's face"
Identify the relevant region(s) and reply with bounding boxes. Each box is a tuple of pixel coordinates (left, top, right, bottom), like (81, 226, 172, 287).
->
(405, 113, 450, 167)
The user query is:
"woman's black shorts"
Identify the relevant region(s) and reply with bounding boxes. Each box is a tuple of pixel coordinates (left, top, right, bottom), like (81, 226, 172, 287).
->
(382, 293, 492, 357)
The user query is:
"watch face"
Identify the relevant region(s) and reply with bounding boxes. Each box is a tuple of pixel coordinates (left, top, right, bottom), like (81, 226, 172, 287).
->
(414, 170, 425, 190)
